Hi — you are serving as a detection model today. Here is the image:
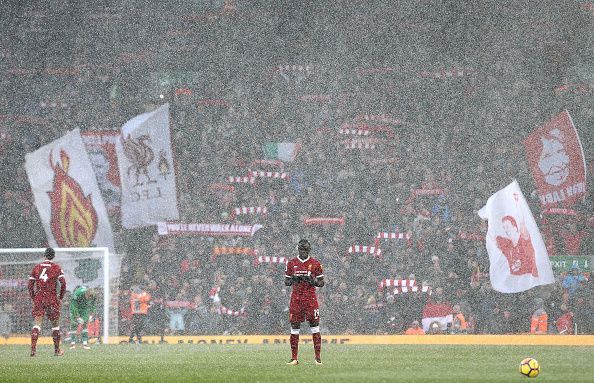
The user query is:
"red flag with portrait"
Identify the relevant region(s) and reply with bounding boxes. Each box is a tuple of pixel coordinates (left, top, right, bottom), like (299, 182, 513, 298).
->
(523, 110, 587, 208)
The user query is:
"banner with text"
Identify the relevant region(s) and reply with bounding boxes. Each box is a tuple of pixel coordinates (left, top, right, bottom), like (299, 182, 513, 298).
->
(523, 110, 587, 208)
(549, 255, 591, 272)
(157, 222, 263, 237)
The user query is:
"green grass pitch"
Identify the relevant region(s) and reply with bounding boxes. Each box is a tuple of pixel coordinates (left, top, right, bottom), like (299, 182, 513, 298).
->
(2, 344, 593, 382)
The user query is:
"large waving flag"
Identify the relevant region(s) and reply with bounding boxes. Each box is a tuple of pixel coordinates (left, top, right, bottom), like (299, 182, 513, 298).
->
(523, 110, 587, 208)
(115, 103, 179, 228)
(25, 128, 115, 251)
(25, 129, 117, 289)
(478, 180, 554, 293)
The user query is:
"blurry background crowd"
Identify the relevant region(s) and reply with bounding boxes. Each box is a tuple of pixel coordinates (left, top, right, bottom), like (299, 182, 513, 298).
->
(0, 1, 593, 337)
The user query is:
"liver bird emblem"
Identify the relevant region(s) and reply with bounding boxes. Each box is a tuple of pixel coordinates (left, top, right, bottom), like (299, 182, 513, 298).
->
(122, 134, 156, 186)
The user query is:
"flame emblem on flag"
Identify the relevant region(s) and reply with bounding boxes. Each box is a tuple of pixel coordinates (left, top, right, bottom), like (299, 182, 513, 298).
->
(47, 149, 98, 247)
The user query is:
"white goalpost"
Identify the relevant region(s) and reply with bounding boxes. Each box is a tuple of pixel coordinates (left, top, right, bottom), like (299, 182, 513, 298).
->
(0, 247, 118, 345)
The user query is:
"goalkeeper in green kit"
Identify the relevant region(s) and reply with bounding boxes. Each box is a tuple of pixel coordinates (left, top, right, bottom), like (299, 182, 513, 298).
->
(68, 286, 97, 350)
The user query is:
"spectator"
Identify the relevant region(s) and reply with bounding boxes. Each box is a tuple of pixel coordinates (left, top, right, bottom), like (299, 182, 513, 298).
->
(129, 285, 151, 344)
(554, 304, 574, 335)
(404, 320, 425, 335)
(530, 298, 548, 334)
(451, 304, 468, 334)
(562, 266, 586, 296)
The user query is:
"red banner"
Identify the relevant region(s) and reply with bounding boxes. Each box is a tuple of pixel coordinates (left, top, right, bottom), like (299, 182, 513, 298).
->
(523, 110, 587, 208)
(303, 217, 345, 225)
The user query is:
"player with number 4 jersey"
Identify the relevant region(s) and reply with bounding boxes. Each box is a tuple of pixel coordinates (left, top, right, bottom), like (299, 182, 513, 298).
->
(284, 239, 324, 366)
(28, 247, 66, 357)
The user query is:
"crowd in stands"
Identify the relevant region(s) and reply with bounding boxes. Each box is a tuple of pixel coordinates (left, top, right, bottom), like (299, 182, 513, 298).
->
(1, 1, 593, 337)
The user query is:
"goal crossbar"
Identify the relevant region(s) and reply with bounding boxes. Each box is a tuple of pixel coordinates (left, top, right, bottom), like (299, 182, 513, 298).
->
(0, 247, 111, 344)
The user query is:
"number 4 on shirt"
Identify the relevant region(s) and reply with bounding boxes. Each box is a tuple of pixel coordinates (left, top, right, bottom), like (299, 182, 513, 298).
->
(39, 268, 48, 282)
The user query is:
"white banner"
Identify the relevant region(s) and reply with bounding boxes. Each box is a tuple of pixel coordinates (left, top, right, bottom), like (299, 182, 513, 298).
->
(25, 129, 116, 289)
(116, 103, 179, 228)
(478, 180, 554, 293)
(157, 222, 263, 237)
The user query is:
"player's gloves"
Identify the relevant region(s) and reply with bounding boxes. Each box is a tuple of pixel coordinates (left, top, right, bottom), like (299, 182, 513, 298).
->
(291, 275, 303, 283)
(303, 275, 316, 286)
(76, 317, 85, 325)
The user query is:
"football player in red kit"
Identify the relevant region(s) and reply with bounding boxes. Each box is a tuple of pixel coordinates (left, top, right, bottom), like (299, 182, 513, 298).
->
(284, 239, 325, 365)
(28, 248, 67, 356)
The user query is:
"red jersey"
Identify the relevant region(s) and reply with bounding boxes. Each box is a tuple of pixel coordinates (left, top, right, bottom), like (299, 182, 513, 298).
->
(496, 235, 538, 277)
(28, 260, 66, 302)
(285, 256, 323, 301)
(555, 312, 574, 334)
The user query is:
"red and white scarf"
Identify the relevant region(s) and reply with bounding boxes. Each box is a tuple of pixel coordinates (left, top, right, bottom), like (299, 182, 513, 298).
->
(374, 232, 412, 247)
(338, 127, 370, 136)
(344, 142, 376, 150)
(347, 245, 382, 257)
(256, 256, 288, 265)
(376, 232, 411, 240)
(354, 113, 402, 125)
(248, 170, 289, 181)
(393, 285, 431, 294)
(228, 176, 255, 184)
(379, 279, 417, 290)
(341, 122, 396, 139)
(218, 306, 246, 316)
(379, 279, 431, 294)
(303, 217, 345, 225)
(232, 206, 267, 217)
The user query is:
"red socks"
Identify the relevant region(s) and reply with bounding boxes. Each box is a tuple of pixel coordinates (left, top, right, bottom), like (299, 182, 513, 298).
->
(52, 327, 61, 352)
(290, 334, 299, 360)
(291, 328, 322, 361)
(31, 327, 40, 352)
(313, 332, 321, 360)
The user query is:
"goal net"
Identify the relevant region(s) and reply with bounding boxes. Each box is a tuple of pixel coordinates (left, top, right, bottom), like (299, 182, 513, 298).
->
(0, 247, 120, 344)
